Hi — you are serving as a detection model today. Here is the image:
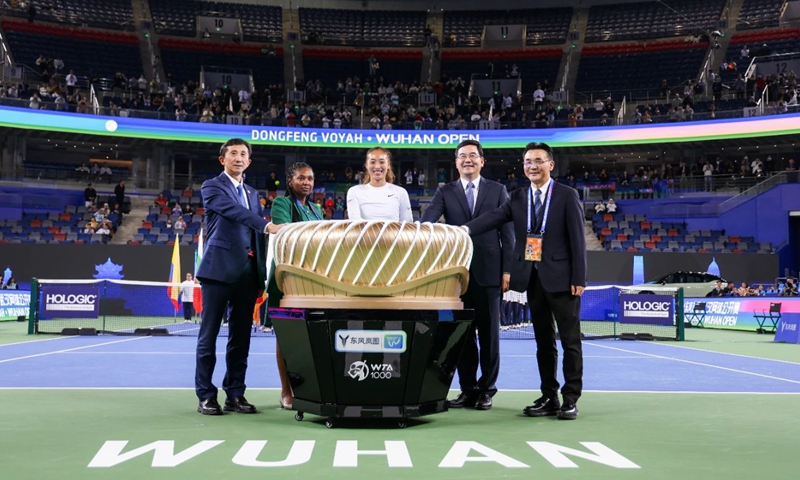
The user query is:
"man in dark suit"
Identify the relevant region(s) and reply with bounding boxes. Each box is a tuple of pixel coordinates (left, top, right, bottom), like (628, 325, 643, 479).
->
(195, 138, 282, 416)
(465, 142, 587, 420)
(421, 139, 514, 411)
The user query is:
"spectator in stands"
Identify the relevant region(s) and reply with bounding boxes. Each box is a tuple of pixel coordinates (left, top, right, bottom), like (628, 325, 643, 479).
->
(703, 161, 714, 191)
(172, 203, 183, 216)
(418, 170, 426, 187)
(65, 70, 77, 95)
(782, 278, 798, 296)
(93, 205, 107, 223)
(112, 203, 123, 220)
(83, 183, 96, 207)
(707, 281, 726, 297)
(594, 201, 605, 214)
(75, 163, 90, 180)
(114, 181, 125, 207)
(741, 45, 749, 59)
(533, 84, 545, 112)
(735, 282, 752, 297)
(165, 217, 173, 230)
(754, 285, 766, 296)
(174, 217, 186, 234)
(83, 223, 95, 234)
(335, 196, 345, 210)
(2, 278, 17, 290)
(28, 93, 41, 110)
(767, 284, 780, 295)
(786, 159, 797, 171)
(605, 198, 617, 213)
(183, 204, 193, 215)
(96, 221, 111, 237)
(154, 192, 167, 207)
(751, 157, 764, 176)
(99, 163, 112, 182)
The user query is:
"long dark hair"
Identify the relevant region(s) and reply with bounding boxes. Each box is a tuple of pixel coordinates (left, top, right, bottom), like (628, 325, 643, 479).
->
(285, 162, 313, 222)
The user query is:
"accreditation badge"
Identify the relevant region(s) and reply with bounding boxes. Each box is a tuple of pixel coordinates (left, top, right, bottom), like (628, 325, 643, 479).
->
(525, 234, 543, 262)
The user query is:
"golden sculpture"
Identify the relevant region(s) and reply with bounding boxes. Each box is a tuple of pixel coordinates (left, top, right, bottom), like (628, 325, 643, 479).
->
(273, 220, 472, 309)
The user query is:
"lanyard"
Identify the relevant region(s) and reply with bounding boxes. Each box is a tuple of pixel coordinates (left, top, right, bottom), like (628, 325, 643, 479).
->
(296, 199, 322, 221)
(527, 181, 554, 234)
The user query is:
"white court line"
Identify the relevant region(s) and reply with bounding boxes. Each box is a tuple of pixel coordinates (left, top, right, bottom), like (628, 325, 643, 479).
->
(588, 342, 800, 386)
(0, 337, 149, 364)
(0, 336, 76, 348)
(611, 340, 800, 366)
(0, 387, 799, 395)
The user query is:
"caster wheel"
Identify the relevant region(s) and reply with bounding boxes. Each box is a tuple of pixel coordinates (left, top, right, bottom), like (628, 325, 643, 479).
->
(397, 421, 407, 429)
(325, 419, 335, 429)
(294, 412, 304, 421)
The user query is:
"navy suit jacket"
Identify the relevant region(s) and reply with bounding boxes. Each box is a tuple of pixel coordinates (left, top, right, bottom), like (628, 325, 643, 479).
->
(196, 173, 269, 287)
(421, 177, 514, 287)
(465, 181, 587, 293)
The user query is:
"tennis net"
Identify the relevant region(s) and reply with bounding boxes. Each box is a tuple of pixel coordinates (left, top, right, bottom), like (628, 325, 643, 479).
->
(28, 278, 273, 337)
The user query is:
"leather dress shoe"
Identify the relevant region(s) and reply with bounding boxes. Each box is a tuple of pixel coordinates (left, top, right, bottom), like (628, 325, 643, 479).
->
(447, 392, 477, 408)
(474, 393, 493, 410)
(224, 396, 257, 414)
(557, 400, 579, 420)
(197, 398, 223, 415)
(523, 396, 561, 417)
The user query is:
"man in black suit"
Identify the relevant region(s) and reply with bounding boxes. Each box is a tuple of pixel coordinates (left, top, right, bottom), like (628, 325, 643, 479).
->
(194, 138, 282, 416)
(465, 142, 587, 420)
(421, 139, 514, 411)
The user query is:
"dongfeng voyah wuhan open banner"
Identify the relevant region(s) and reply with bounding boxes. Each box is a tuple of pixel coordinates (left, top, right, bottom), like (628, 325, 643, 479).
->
(1, 107, 800, 148)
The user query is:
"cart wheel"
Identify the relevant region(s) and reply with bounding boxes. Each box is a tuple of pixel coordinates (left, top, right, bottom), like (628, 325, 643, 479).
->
(294, 412, 304, 421)
(325, 419, 335, 429)
(397, 421, 407, 429)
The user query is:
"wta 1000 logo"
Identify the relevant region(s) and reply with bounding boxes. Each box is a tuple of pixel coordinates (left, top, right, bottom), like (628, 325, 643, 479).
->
(348, 361, 396, 381)
(335, 330, 407, 353)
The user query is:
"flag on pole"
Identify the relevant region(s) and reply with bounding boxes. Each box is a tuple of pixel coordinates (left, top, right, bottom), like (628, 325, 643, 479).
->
(193, 228, 204, 314)
(167, 233, 181, 309)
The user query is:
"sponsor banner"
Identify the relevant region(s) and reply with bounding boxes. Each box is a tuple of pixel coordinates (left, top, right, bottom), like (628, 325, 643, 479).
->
(0, 291, 30, 321)
(775, 313, 800, 344)
(619, 294, 674, 326)
(335, 330, 407, 353)
(2, 106, 800, 149)
(40, 285, 100, 319)
(684, 298, 800, 331)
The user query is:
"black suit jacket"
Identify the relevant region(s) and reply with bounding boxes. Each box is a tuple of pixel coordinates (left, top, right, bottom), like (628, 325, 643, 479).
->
(196, 173, 268, 287)
(421, 177, 514, 287)
(465, 181, 587, 293)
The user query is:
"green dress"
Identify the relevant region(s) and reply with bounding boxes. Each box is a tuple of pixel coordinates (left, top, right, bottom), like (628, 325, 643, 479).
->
(264, 196, 324, 326)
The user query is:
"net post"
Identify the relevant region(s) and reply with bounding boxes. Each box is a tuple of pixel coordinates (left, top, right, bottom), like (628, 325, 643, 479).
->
(27, 278, 39, 335)
(102, 280, 107, 333)
(676, 287, 685, 341)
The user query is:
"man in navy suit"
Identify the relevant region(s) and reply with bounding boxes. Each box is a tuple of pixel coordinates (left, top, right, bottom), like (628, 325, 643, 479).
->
(465, 142, 587, 420)
(195, 138, 282, 415)
(421, 139, 514, 411)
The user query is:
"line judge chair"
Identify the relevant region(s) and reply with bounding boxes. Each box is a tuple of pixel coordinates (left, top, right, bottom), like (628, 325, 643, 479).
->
(754, 302, 782, 334)
(685, 302, 706, 328)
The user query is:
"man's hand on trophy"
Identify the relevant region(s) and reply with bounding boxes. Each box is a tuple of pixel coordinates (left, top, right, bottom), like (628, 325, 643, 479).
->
(265, 222, 285, 235)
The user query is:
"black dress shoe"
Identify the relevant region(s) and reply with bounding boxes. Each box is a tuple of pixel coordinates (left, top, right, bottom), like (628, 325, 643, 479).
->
(197, 398, 223, 416)
(447, 392, 477, 408)
(474, 393, 493, 410)
(557, 400, 579, 420)
(224, 396, 257, 414)
(523, 396, 561, 417)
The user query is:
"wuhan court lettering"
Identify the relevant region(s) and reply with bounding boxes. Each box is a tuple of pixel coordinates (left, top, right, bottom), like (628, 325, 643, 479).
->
(88, 440, 640, 469)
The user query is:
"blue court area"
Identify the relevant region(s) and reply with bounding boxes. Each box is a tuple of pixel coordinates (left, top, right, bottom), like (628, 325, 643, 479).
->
(2, 335, 799, 394)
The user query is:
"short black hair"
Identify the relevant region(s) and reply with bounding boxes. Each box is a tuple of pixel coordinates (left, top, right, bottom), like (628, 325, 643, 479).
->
(220, 138, 252, 158)
(455, 139, 484, 158)
(522, 142, 553, 160)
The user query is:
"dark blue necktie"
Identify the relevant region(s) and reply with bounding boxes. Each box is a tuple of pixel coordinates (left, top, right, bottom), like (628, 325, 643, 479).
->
(534, 188, 542, 219)
(237, 184, 248, 209)
(466, 182, 475, 215)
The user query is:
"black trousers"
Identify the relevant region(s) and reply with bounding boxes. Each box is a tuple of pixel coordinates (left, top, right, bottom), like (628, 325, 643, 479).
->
(195, 264, 258, 401)
(458, 276, 501, 397)
(182, 301, 194, 320)
(527, 269, 583, 403)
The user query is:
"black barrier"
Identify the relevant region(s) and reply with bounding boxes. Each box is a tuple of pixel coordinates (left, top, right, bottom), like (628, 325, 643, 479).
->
(270, 307, 473, 428)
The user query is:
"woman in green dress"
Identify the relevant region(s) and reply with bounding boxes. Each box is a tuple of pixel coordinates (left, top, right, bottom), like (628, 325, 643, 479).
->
(267, 162, 323, 410)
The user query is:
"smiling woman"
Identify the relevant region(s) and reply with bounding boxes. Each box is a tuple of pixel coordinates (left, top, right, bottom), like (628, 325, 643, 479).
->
(346, 147, 413, 222)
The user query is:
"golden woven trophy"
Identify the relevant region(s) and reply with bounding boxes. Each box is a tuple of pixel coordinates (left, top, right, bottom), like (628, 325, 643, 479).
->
(272, 220, 473, 309)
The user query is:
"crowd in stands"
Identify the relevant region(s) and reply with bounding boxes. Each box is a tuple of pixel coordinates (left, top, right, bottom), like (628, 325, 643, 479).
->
(707, 279, 798, 297)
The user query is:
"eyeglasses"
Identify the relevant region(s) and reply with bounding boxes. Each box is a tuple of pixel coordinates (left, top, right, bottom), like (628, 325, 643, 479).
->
(457, 153, 481, 160)
(523, 160, 552, 167)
